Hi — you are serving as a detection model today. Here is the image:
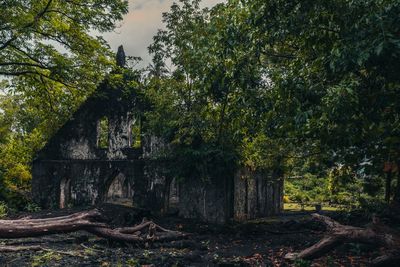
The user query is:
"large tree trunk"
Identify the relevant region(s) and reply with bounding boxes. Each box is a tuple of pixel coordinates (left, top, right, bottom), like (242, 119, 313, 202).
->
(285, 214, 400, 266)
(0, 209, 188, 243)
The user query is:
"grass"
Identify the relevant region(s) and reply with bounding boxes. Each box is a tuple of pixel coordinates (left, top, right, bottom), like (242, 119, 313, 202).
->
(0, 201, 7, 218)
(31, 251, 62, 267)
(284, 203, 341, 212)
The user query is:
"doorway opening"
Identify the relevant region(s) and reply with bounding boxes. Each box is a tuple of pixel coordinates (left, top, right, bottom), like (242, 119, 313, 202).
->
(60, 177, 71, 209)
(168, 177, 180, 209)
(105, 173, 134, 206)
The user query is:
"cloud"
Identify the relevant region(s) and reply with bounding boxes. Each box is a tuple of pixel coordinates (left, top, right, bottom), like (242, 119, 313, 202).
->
(102, 0, 225, 68)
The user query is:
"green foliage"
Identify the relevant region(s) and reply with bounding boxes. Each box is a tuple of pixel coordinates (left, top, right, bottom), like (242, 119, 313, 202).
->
(98, 117, 109, 148)
(1, 0, 128, 83)
(251, 0, 399, 205)
(294, 259, 311, 267)
(0, 201, 8, 218)
(0, 0, 128, 209)
(0, 125, 44, 208)
(145, 0, 275, 180)
(131, 118, 141, 149)
(255, 0, 400, 167)
(144, 0, 400, 201)
(31, 251, 62, 267)
(126, 258, 140, 267)
(25, 201, 41, 212)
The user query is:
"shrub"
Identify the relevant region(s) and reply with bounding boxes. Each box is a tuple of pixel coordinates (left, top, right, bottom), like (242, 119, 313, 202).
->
(358, 195, 386, 216)
(0, 201, 8, 218)
(25, 202, 41, 212)
(283, 195, 290, 203)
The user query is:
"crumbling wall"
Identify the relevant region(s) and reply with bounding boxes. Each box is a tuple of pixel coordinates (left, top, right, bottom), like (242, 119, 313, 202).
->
(234, 167, 283, 221)
(32, 47, 173, 215)
(36, 80, 138, 162)
(178, 175, 234, 224)
(107, 111, 135, 159)
(32, 160, 145, 209)
(138, 135, 171, 213)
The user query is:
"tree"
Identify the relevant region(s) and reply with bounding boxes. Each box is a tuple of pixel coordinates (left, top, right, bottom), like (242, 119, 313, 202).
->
(145, 0, 275, 180)
(1, 0, 127, 84)
(146, 0, 400, 207)
(248, 0, 400, 203)
(0, 0, 129, 208)
(1, 0, 129, 126)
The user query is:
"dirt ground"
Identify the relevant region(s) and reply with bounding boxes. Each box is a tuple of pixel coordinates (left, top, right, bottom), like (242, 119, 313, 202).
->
(0, 205, 383, 267)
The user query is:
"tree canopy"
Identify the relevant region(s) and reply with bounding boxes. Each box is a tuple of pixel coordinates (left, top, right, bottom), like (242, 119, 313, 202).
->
(0, 0, 128, 207)
(144, 0, 400, 205)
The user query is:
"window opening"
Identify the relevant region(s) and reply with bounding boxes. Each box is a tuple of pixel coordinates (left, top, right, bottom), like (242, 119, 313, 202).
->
(131, 115, 141, 148)
(97, 117, 109, 148)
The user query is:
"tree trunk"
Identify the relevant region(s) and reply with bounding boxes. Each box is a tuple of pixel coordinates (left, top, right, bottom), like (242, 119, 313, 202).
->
(285, 214, 400, 266)
(0, 209, 188, 243)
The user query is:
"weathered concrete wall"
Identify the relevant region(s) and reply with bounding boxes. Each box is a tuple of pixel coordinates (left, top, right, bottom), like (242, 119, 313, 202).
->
(31, 69, 153, 210)
(139, 135, 171, 213)
(178, 176, 234, 224)
(108, 111, 135, 159)
(234, 167, 283, 221)
(142, 135, 168, 158)
(32, 160, 145, 209)
(36, 81, 138, 161)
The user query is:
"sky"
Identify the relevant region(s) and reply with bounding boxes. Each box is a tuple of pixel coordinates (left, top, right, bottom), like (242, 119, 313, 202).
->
(102, 0, 224, 68)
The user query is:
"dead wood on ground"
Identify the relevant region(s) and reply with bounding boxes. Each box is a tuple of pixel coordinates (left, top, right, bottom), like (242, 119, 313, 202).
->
(0, 245, 42, 252)
(285, 213, 400, 266)
(0, 209, 188, 244)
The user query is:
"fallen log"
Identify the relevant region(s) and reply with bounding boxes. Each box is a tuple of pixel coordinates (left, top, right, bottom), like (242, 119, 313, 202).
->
(285, 214, 400, 266)
(0, 209, 188, 244)
(0, 245, 42, 252)
(0, 245, 85, 258)
(0, 210, 107, 238)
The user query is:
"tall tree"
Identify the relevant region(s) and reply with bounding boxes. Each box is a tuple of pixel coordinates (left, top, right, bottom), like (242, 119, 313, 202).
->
(250, 0, 400, 201)
(1, 0, 127, 84)
(146, 0, 400, 205)
(0, 0, 129, 207)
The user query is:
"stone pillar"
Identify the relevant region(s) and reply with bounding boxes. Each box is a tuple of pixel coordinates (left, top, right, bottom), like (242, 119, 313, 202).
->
(140, 162, 169, 213)
(108, 111, 134, 158)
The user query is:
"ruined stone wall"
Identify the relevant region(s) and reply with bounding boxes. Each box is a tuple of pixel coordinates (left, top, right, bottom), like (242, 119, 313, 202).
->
(32, 160, 145, 209)
(31, 49, 174, 214)
(31, 76, 147, 208)
(36, 84, 138, 162)
(107, 111, 135, 159)
(32, 104, 168, 213)
(178, 175, 234, 224)
(234, 167, 283, 221)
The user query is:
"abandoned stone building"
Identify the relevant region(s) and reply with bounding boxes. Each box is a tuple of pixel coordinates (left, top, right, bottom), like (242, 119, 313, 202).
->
(32, 47, 283, 224)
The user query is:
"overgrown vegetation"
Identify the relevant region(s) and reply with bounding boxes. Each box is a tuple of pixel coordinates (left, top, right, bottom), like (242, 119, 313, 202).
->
(142, 0, 400, 210)
(0, 0, 129, 209)
(0, 0, 399, 214)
